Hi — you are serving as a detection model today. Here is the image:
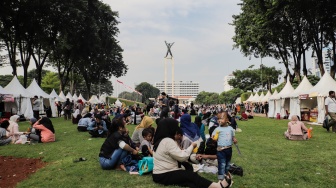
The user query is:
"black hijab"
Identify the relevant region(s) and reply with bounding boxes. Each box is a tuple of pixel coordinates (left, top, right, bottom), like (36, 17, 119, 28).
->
(40, 117, 55, 133)
(194, 116, 202, 128)
(153, 118, 179, 152)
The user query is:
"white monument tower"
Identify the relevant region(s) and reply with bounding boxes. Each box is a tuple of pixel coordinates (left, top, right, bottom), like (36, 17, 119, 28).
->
(164, 41, 175, 97)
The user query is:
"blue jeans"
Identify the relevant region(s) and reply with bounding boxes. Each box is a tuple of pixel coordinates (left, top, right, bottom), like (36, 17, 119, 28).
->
(217, 147, 232, 180)
(99, 148, 128, 170)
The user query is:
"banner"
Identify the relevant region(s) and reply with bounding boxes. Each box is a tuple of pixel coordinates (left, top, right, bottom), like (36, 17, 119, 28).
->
(0, 94, 14, 102)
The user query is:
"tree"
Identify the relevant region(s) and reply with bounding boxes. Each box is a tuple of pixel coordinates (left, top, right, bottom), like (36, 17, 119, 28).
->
(260, 65, 282, 90)
(41, 72, 60, 93)
(228, 69, 261, 92)
(219, 88, 243, 104)
(195, 91, 220, 105)
(135, 82, 160, 103)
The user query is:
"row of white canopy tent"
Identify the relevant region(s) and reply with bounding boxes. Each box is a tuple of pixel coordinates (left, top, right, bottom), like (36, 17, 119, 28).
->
(244, 90, 273, 103)
(267, 73, 336, 123)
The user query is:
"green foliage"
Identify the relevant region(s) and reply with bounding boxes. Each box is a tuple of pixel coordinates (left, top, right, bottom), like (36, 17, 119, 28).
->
(2, 117, 335, 187)
(228, 69, 261, 92)
(240, 92, 252, 102)
(41, 72, 60, 93)
(219, 88, 243, 104)
(195, 91, 220, 105)
(135, 82, 160, 103)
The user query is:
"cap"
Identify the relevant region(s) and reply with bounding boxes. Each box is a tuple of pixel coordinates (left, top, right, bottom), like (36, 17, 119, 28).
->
(30, 118, 37, 124)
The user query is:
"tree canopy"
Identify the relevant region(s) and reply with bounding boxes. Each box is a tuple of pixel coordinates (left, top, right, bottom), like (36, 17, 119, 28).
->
(135, 82, 160, 103)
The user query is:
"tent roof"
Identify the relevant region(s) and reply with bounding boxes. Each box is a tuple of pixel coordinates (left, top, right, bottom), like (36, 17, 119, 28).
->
(271, 80, 294, 99)
(4, 76, 34, 97)
(0, 85, 11, 94)
(26, 79, 51, 98)
(245, 93, 254, 102)
(89, 95, 101, 104)
(261, 90, 272, 102)
(59, 91, 66, 101)
(99, 94, 107, 103)
(73, 94, 78, 101)
(66, 92, 74, 101)
(78, 94, 87, 102)
(269, 90, 279, 100)
(250, 93, 260, 102)
(290, 76, 313, 97)
(308, 73, 336, 97)
(115, 99, 122, 107)
(235, 97, 241, 104)
(50, 89, 64, 102)
(256, 92, 265, 102)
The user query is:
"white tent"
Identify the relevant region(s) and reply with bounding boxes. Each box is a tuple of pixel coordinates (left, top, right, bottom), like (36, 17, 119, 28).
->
(99, 94, 107, 103)
(308, 73, 336, 97)
(250, 93, 260, 103)
(78, 94, 87, 102)
(66, 92, 74, 101)
(59, 91, 66, 101)
(115, 99, 122, 107)
(256, 92, 264, 103)
(26, 79, 57, 117)
(4, 76, 34, 118)
(4, 76, 34, 98)
(245, 93, 254, 102)
(289, 76, 314, 119)
(272, 80, 294, 118)
(261, 90, 272, 102)
(89, 95, 101, 104)
(268, 90, 278, 118)
(0, 85, 11, 94)
(26, 79, 50, 98)
(50, 89, 64, 102)
(307, 73, 336, 123)
(235, 97, 241, 104)
(73, 94, 78, 101)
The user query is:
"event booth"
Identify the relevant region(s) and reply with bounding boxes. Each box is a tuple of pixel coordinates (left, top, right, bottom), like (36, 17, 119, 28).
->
(4, 76, 34, 119)
(289, 76, 314, 121)
(268, 90, 278, 118)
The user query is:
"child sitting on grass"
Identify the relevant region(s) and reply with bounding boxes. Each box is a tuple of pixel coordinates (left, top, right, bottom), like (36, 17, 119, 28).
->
(140, 128, 154, 157)
(212, 112, 237, 183)
(0, 120, 12, 146)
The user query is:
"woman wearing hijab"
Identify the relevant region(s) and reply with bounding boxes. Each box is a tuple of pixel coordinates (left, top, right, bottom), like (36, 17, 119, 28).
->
(7, 115, 22, 143)
(29, 117, 55, 143)
(194, 116, 205, 142)
(152, 118, 231, 188)
(131, 116, 154, 146)
(180, 114, 200, 142)
(284, 115, 308, 140)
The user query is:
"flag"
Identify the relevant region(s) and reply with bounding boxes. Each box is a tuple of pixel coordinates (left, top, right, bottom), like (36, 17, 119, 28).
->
(117, 80, 123, 84)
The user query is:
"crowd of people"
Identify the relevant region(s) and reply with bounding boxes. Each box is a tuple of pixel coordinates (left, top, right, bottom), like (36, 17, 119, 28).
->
(1, 90, 316, 188)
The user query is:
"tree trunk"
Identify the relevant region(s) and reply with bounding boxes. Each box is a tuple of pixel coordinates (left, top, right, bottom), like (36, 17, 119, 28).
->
(302, 49, 307, 76)
(330, 34, 336, 78)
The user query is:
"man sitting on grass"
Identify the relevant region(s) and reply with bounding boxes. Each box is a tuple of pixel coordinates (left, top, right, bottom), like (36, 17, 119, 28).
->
(88, 114, 108, 138)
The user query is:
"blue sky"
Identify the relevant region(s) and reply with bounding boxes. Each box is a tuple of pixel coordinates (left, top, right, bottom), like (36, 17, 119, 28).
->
(0, 0, 313, 95)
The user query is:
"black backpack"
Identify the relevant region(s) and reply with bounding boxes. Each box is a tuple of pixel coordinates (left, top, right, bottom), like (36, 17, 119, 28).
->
(229, 164, 243, 177)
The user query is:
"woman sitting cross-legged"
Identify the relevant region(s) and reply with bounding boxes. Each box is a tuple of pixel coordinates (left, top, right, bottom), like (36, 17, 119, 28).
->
(99, 118, 139, 170)
(152, 118, 232, 188)
(284, 116, 308, 140)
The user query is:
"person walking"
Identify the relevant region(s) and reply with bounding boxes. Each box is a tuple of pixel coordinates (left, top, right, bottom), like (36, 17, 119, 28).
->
(32, 95, 40, 119)
(325, 91, 336, 132)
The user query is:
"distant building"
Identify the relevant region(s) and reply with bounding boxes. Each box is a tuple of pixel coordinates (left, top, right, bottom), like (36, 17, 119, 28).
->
(224, 74, 235, 92)
(311, 50, 334, 78)
(154, 81, 199, 98)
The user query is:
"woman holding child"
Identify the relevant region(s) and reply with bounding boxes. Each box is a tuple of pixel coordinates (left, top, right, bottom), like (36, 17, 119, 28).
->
(131, 116, 154, 146)
(152, 118, 232, 188)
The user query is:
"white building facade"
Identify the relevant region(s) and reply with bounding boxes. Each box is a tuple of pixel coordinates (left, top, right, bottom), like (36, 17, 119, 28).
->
(154, 81, 200, 97)
(224, 74, 235, 92)
(311, 50, 334, 78)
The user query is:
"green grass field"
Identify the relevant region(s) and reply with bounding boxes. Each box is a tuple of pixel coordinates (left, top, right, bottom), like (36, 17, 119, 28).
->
(2, 116, 336, 188)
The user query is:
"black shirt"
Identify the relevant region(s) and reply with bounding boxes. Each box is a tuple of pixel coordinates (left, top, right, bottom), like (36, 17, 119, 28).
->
(99, 131, 123, 158)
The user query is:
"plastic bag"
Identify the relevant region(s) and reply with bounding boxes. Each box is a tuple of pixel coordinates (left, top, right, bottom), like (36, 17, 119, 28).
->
(138, 157, 153, 175)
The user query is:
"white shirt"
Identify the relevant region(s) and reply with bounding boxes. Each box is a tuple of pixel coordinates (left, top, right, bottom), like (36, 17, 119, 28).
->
(325, 97, 336, 113)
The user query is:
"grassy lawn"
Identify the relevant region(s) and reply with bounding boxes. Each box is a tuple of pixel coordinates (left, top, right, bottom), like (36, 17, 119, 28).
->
(2, 116, 335, 188)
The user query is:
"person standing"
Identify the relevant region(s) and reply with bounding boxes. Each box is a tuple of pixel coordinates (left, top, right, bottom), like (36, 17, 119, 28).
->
(32, 95, 40, 119)
(264, 102, 269, 117)
(325, 91, 336, 132)
(63, 98, 71, 120)
(160, 92, 169, 112)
